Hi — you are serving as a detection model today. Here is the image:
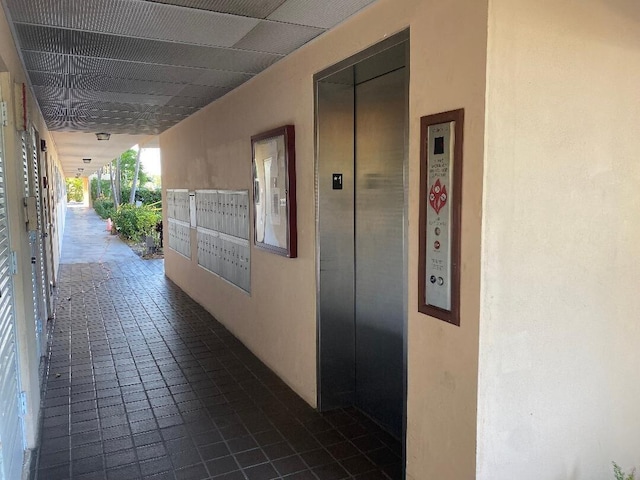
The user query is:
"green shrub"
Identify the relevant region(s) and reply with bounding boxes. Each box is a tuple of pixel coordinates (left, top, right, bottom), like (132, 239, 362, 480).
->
(112, 203, 161, 242)
(90, 178, 112, 201)
(137, 187, 162, 205)
(121, 187, 162, 205)
(614, 463, 637, 480)
(93, 197, 115, 219)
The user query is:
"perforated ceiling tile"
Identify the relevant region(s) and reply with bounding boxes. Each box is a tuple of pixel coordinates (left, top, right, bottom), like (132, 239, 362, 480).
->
(156, 105, 199, 115)
(22, 51, 69, 73)
(28, 71, 67, 89)
(48, 121, 163, 134)
(268, 0, 377, 28)
(32, 85, 68, 101)
(233, 20, 324, 54)
(36, 100, 68, 112)
(71, 0, 259, 48)
(69, 101, 198, 116)
(174, 84, 232, 99)
(67, 75, 186, 97)
(69, 56, 204, 84)
(40, 106, 65, 117)
(192, 69, 253, 88)
(146, 0, 287, 18)
(68, 29, 283, 72)
(15, 23, 70, 54)
(48, 118, 92, 130)
(5, 0, 382, 139)
(63, 111, 188, 126)
(68, 88, 173, 106)
(10, 0, 259, 47)
(66, 56, 254, 88)
(5, 0, 67, 27)
(164, 92, 225, 107)
(162, 94, 218, 108)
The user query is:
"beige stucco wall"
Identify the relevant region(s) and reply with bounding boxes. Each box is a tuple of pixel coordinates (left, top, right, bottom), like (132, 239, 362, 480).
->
(161, 0, 487, 478)
(478, 0, 640, 478)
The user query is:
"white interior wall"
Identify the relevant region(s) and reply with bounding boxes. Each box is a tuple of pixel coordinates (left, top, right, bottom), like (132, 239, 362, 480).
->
(478, 1, 640, 478)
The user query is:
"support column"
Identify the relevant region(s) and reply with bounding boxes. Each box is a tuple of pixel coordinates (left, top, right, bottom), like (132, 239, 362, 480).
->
(82, 177, 90, 206)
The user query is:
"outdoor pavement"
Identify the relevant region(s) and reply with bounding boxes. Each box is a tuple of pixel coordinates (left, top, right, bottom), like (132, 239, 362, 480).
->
(60, 205, 139, 264)
(34, 205, 402, 480)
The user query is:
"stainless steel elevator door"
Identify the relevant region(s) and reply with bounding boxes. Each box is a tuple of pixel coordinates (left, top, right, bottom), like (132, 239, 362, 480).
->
(354, 68, 405, 437)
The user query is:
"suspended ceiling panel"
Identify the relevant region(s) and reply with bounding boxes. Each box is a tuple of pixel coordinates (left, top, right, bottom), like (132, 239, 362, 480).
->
(268, 0, 380, 28)
(3, 0, 377, 174)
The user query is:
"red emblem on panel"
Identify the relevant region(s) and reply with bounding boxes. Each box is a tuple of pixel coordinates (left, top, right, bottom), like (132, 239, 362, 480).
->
(428, 179, 448, 214)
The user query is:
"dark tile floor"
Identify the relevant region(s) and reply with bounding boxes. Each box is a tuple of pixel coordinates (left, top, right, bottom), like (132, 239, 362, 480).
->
(35, 260, 402, 480)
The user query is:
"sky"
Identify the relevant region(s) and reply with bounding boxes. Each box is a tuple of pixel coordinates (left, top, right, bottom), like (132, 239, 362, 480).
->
(139, 147, 161, 176)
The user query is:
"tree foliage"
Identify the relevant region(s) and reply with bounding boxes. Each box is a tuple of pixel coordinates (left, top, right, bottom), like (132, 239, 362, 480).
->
(90, 178, 111, 201)
(65, 178, 84, 202)
(119, 149, 149, 188)
(92, 149, 161, 226)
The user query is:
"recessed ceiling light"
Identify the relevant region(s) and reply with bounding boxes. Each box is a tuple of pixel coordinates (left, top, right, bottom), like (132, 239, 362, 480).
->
(95, 132, 111, 141)
(83, 158, 91, 164)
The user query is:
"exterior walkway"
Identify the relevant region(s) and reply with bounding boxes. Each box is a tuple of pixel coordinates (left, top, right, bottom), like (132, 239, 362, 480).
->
(60, 205, 139, 264)
(36, 207, 402, 480)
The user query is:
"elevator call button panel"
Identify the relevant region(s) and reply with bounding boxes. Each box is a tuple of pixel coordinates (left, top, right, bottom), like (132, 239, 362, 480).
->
(425, 122, 454, 311)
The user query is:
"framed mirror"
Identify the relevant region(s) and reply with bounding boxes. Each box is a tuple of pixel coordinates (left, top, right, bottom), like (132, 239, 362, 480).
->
(251, 125, 297, 258)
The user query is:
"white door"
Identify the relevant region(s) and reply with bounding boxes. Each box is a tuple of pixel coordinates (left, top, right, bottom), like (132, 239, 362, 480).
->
(21, 131, 44, 357)
(0, 101, 25, 480)
(29, 129, 50, 328)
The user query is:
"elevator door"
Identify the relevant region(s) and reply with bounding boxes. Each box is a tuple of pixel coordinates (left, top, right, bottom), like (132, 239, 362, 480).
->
(354, 68, 405, 437)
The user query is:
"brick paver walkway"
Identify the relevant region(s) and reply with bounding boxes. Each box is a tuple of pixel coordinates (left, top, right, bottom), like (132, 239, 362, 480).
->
(34, 207, 402, 480)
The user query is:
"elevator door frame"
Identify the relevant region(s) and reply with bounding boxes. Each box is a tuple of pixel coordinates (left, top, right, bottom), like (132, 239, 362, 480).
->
(314, 28, 409, 465)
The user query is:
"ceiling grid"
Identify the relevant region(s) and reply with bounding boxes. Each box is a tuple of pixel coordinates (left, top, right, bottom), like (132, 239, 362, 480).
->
(2, 0, 377, 172)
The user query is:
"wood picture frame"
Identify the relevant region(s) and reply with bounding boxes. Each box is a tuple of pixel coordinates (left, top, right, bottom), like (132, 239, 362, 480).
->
(251, 125, 297, 258)
(418, 109, 464, 326)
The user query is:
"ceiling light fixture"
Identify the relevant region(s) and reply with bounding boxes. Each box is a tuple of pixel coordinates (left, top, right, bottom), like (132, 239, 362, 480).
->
(78, 167, 84, 171)
(83, 158, 91, 164)
(95, 132, 111, 141)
